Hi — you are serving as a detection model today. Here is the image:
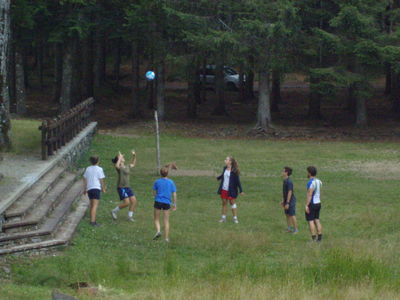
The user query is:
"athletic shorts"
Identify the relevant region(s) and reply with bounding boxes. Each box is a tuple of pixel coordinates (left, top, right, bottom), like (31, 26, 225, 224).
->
(305, 203, 321, 221)
(284, 201, 296, 216)
(87, 189, 101, 200)
(154, 201, 170, 210)
(117, 187, 135, 200)
(220, 190, 235, 201)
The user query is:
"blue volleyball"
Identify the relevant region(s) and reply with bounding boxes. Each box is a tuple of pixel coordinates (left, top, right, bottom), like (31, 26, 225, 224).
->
(145, 71, 156, 81)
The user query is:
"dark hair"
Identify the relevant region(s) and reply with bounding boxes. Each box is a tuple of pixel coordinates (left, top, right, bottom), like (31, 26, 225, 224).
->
(228, 156, 240, 175)
(160, 163, 177, 177)
(112, 156, 118, 164)
(90, 156, 99, 165)
(307, 166, 317, 176)
(284, 166, 292, 176)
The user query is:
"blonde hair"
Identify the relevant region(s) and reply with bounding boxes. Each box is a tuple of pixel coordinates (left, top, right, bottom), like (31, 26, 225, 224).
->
(160, 163, 177, 177)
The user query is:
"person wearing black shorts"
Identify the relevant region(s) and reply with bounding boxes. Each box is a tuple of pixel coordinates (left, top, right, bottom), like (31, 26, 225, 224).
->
(305, 166, 323, 242)
(281, 167, 298, 233)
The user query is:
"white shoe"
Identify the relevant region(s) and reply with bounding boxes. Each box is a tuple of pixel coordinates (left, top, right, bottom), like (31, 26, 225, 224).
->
(128, 217, 135, 222)
(165, 238, 169, 243)
(153, 232, 162, 240)
(219, 218, 226, 223)
(111, 210, 118, 220)
(233, 218, 239, 224)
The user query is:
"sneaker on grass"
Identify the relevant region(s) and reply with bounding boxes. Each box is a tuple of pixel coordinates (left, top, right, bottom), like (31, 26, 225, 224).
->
(153, 232, 162, 240)
(111, 210, 118, 220)
(128, 217, 135, 222)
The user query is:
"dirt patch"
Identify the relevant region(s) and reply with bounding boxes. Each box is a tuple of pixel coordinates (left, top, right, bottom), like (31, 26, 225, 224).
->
(172, 169, 215, 177)
(329, 160, 400, 179)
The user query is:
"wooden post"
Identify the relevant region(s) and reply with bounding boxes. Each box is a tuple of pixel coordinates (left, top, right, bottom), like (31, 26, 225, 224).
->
(154, 110, 161, 174)
(41, 120, 48, 160)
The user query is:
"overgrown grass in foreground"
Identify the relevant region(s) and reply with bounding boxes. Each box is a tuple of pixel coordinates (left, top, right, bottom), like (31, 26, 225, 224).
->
(1, 134, 400, 299)
(8, 119, 41, 155)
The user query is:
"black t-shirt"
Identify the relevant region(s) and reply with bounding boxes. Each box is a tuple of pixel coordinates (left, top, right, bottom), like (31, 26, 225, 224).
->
(283, 178, 296, 204)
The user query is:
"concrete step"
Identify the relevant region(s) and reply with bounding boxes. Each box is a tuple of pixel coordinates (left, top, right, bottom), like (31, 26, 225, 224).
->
(5, 166, 66, 220)
(0, 180, 83, 246)
(0, 195, 89, 255)
(2, 172, 77, 231)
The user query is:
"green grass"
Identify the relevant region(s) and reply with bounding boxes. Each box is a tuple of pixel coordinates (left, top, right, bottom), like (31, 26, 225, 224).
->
(1, 133, 400, 299)
(9, 119, 41, 155)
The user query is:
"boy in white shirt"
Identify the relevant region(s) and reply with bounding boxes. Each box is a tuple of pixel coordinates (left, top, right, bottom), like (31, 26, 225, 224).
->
(83, 156, 106, 226)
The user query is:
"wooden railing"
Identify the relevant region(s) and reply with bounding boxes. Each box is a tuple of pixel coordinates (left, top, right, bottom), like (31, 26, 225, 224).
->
(39, 98, 95, 160)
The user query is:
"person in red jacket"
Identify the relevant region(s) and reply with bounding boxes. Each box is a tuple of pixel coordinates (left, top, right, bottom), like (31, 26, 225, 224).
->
(217, 156, 244, 224)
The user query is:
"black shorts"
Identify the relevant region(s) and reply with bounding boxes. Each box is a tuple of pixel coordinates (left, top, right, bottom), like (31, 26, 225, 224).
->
(284, 201, 296, 216)
(305, 203, 321, 221)
(87, 189, 101, 200)
(154, 202, 170, 210)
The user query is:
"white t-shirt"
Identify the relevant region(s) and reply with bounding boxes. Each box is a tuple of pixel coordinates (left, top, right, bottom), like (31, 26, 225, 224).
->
(308, 178, 322, 204)
(222, 169, 231, 191)
(84, 165, 105, 191)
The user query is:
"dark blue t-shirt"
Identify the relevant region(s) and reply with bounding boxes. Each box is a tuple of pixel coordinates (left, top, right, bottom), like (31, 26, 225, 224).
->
(283, 178, 296, 204)
(153, 178, 177, 205)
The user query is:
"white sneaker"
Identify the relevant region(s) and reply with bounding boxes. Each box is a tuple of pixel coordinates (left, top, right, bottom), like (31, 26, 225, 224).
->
(165, 238, 169, 243)
(219, 218, 226, 223)
(153, 232, 162, 240)
(111, 210, 118, 220)
(233, 218, 239, 224)
(128, 216, 135, 222)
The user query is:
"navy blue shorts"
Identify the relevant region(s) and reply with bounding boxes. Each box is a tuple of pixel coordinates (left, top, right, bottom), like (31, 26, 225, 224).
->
(284, 201, 296, 216)
(117, 187, 135, 200)
(87, 189, 101, 200)
(154, 202, 170, 210)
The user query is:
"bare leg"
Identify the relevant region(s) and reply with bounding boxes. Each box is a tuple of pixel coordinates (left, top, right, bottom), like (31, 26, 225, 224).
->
(163, 210, 170, 240)
(314, 219, 322, 235)
(291, 216, 298, 231)
(308, 221, 317, 236)
(90, 199, 99, 222)
(221, 199, 228, 216)
(229, 199, 237, 217)
(129, 196, 137, 212)
(154, 208, 161, 233)
(119, 198, 130, 209)
(285, 214, 291, 230)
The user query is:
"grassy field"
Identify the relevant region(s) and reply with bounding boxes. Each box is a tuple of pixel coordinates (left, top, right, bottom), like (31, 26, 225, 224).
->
(1, 132, 400, 299)
(9, 119, 41, 155)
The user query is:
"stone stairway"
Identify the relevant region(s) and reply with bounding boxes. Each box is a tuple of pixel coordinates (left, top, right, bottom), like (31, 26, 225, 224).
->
(0, 165, 88, 255)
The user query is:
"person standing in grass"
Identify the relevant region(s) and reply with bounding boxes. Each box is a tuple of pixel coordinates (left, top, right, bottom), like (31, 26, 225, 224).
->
(281, 166, 298, 233)
(152, 163, 177, 242)
(305, 166, 323, 242)
(83, 156, 106, 227)
(111, 150, 138, 222)
(217, 156, 244, 224)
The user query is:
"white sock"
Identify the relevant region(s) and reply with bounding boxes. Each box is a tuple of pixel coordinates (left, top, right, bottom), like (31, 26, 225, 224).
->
(113, 207, 120, 213)
(128, 211, 134, 218)
(233, 216, 238, 220)
(221, 215, 226, 219)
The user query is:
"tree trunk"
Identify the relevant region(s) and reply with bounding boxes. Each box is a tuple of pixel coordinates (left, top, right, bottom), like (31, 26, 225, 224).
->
(53, 43, 63, 102)
(8, 38, 15, 112)
(37, 38, 44, 90)
(391, 73, 400, 114)
(59, 42, 73, 113)
(271, 70, 281, 112)
(385, 63, 392, 95)
(156, 62, 165, 121)
(82, 36, 93, 99)
(213, 60, 226, 115)
(0, 0, 11, 150)
(200, 58, 207, 103)
(255, 71, 272, 131)
(308, 75, 322, 119)
(238, 64, 246, 103)
(347, 84, 356, 114)
(71, 35, 81, 106)
(113, 38, 122, 90)
(131, 42, 141, 118)
(355, 95, 367, 127)
(187, 57, 199, 118)
(15, 50, 26, 115)
(94, 12, 105, 98)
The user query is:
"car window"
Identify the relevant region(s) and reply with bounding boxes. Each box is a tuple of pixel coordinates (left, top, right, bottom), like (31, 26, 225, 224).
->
(224, 67, 238, 75)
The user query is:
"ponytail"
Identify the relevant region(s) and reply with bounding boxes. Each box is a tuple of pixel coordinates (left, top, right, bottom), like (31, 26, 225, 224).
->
(229, 157, 240, 175)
